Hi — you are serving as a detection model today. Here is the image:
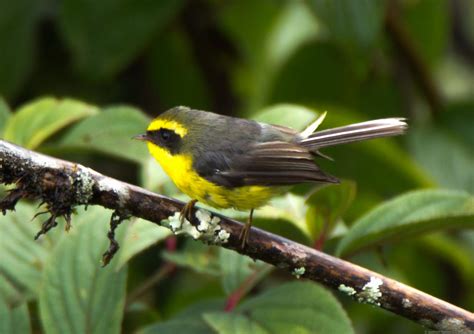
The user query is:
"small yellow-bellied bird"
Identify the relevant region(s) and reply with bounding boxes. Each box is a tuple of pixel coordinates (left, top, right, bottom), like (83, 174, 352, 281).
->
(135, 106, 407, 247)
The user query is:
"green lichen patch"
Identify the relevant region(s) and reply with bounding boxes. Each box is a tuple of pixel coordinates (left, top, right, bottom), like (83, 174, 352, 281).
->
(292, 266, 306, 279)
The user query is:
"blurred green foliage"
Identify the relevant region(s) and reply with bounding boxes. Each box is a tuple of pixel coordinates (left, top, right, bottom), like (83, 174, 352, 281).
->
(0, 0, 473, 333)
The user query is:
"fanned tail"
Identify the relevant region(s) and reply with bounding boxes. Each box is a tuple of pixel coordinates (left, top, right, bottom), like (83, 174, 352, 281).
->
(299, 118, 407, 150)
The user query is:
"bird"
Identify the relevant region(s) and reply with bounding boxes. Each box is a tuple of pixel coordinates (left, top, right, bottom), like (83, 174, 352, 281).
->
(134, 106, 407, 247)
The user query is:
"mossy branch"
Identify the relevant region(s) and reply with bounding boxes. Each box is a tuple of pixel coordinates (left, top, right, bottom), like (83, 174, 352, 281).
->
(0, 140, 473, 331)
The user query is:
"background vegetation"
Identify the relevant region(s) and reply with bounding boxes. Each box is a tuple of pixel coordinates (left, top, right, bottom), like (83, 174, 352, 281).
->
(1, 0, 473, 333)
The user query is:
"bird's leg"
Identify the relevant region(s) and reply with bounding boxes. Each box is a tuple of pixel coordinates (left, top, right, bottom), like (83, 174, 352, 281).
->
(180, 199, 198, 224)
(239, 208, 254, 249)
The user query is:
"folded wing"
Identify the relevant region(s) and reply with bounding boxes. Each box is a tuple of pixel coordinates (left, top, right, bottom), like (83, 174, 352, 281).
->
(215, 141, 338, 186)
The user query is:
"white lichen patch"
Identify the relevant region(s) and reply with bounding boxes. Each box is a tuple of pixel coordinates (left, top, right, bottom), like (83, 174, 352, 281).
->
(196, 209, 213, 231)
(283, 242, 309, 262)
(338, 284, 357, 296)
(164, 212, 201, 239)
(216, 229, 230, 243)
(402, 298, 412, 308)
(97, 177, 130, 207)
(162, 209, 230, 244)
(357, 276, 383, 306)
(292, 267, 306, 279)
(437, 318, 469, 332)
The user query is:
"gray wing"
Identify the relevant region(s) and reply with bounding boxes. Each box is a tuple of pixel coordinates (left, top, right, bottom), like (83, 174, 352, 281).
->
(211, 141, 339, 187)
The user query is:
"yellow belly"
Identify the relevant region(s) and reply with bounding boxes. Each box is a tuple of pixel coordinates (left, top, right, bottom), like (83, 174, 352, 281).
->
(147, 143, 276, 210)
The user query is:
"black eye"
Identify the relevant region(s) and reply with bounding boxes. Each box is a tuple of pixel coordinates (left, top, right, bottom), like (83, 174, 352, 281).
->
(160, 130, 171, 141)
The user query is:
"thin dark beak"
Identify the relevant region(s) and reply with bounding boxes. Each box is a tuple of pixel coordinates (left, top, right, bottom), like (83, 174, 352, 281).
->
(132, 134, 149, 141)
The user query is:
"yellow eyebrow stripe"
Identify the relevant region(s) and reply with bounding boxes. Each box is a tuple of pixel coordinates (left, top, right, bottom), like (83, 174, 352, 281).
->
(147, 119, 188, 137)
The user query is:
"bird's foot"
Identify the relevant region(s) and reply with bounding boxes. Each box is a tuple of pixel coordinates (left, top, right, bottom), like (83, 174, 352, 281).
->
(180, 199, 198, 225)
(238, 209, 254, 249)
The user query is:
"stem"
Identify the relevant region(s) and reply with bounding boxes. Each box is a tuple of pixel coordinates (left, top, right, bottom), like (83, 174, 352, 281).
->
(224, 265, 273, 312)
(126, 262, 176, 307)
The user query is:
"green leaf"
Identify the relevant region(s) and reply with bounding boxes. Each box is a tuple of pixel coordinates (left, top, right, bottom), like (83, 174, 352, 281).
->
(3, 97, 98, 149)
(139, 300, 223, 334)
(0, 97, 11, 136)
(57, 105, 149, 162)
(421, 234, 474, 285)
(162, 241, 221, 276)
(403, 0, 449, 67)
(0, 299, 31, 334)
(140, 317, 212, 334)
(141, 283, 353, 334)
(39, 207, 127, 334)
(237, 281, 354, 334)
(0, 0, 40, 98)
(249, 193, 313, 244)
(219, 248, 253, 295)
(306, 0, 385, 50)
(409, 125, 474, 193)
(203, 313, 268, 334)
(58, 0, 184, 79)
(0, 275, 24, 307)
(337, 190, 474, 256)
(221, 1, 319, 112)
(116, 218, 170, 268)
(306, 180, 356, 240)
(252, 104, 319, 131)
(0, 202, 56, 299)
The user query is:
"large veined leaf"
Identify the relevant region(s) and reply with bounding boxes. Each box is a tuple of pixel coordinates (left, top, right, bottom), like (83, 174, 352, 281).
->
(58, 0, 184, 79)
(203, 313, 268, 334)
(116, 218, 170, 268)
(39, 207, 127, 334)
(219, 248, 253, 295)
(337, 190, 474, 256)
(232, 282, 353, 334)
(3, 97, 98, 149)
(218, 249, 270, 297)
(162, 241, 221, 276)
(0, 298, 31, 334)
(139, 300, 224, 334)
(0, 202, 56, 299)
(57, 105, 149, 162)
(140, 282, 353, 334)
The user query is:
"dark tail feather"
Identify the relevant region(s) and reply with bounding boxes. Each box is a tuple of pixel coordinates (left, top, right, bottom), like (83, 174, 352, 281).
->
(299, 118, 407, 150)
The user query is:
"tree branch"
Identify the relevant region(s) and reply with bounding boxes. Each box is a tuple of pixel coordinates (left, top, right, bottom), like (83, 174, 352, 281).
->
(0, 140, 472, 332)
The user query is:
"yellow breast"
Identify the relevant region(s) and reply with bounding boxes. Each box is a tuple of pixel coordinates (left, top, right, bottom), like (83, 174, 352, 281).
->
(147, 142, 275, 210)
